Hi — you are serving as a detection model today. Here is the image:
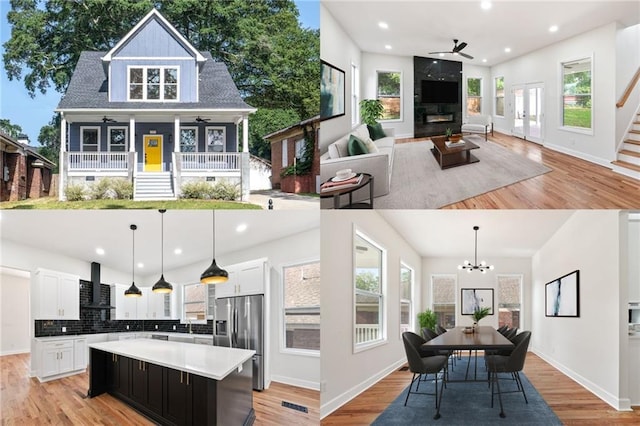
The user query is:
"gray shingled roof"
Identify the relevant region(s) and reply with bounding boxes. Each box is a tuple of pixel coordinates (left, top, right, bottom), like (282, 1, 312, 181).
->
(57, 51, 252, 110)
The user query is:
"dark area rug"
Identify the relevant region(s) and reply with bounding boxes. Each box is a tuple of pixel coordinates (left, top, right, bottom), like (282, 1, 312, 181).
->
(372, 355, 562, 425)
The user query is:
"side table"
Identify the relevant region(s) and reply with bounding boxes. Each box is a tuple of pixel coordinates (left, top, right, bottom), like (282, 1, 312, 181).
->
(320, 173, 374, 209)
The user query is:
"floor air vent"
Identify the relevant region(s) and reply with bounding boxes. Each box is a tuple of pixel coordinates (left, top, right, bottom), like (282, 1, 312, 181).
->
(282, 401, 308, 413)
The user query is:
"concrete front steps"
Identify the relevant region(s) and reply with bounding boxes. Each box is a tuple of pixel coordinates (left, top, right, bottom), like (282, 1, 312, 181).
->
(134, 172, 176, 200)
(612, 116, 640, 180)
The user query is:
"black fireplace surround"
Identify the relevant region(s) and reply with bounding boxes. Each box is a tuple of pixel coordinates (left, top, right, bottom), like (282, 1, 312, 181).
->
(414, 56, 463, 137)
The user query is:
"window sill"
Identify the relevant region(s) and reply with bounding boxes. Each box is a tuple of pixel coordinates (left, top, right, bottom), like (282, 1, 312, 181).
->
(280, 348, 320, 358)
(559, 126, 593, 136)
(353, 338, 387, 354)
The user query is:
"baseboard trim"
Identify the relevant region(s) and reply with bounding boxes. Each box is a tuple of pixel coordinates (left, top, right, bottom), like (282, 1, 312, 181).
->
(0, 349, 30, 356)
(320, 357, 406, 419)
(543, 142, 612, 169)
(531, 347, 632, 411)
(270, 375, 319, 391)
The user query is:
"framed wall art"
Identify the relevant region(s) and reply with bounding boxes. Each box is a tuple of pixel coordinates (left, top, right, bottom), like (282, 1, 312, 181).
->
(461, 288, 494, 315)
(545, 270, 580, 317)
(320, 60, 345, 121)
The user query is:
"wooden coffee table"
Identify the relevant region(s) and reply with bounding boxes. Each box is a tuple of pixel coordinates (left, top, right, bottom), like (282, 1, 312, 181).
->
(431, 137, 480, 169)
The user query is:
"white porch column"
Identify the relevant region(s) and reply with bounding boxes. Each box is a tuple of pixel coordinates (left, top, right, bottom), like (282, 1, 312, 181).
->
(129, 116, 136, 152)
(174, 115, 180, 152)
(242, 115, 249, 153)
(58, 115, 67, 200)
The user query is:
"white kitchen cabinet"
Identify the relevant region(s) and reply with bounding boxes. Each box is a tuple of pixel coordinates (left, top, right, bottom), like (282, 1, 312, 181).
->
(37, 339, 76, 381)
(112, 284, 138, 319)
(214, 258, 267, 298)
(214, 269, 239, 298)
(32, 268, 80, 320)
(74, 339, 87, 371)
(147, 291, 171, 319)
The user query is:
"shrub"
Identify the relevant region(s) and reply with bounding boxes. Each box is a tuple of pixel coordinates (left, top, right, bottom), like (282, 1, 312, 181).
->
(180, 180, 240, 201)
(65, 184, 86, 201)
(210, 180, 240, 201)
(90, 178, 117, 200)
(111, 179, 133, 199)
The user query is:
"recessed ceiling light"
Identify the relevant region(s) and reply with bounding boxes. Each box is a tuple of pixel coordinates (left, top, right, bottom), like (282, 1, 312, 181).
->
(549, 25, 559, 33)
(505, 47, 511, 53)
(378, 21, 388, 29)
(174, 248, 182, 255)
(481, 1, 492, 10)
(384, 44, 392, 50)
(439, 53, 445, 57)
(137, 262, 144, 268)
(95, 248, 105, 255)
(482, 58, 487, 63)
(236, 223, 248, 233)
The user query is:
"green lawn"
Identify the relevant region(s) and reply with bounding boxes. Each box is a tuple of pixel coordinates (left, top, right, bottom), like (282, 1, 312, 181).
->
(0, 197, 262, 210)
(563, 107, 591, 129)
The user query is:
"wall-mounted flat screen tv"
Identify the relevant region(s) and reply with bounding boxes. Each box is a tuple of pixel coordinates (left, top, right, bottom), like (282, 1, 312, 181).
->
(421, 80, 459, 104)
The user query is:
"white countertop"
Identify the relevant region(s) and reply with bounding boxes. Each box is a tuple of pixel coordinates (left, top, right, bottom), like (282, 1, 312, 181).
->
(89, 339, 254, 381)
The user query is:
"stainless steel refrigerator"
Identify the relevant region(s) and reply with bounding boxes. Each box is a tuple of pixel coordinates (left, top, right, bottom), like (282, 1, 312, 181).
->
(213, 295, 264, 390)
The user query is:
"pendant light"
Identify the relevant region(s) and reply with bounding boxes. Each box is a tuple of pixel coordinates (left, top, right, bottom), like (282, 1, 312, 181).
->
(200, 211, 228, 284)
(458, 226, 494, 274)
(152, 209, 173, 294)
(125, 224, 142, 297)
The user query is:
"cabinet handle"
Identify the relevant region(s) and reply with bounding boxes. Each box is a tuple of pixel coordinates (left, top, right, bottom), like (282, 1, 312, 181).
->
(187, 372, 189, 386)
(180, 371, 183, 383)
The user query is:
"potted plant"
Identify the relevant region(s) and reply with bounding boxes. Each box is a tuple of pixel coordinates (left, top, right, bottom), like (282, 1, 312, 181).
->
(417, 309, 437, 333)
(472, 307, 491, 327)
(445, 128, 453, 140)
(359, 99, 384, 126)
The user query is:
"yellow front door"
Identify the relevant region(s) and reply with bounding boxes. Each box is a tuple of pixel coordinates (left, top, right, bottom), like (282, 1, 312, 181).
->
(143, 135, 163, 171)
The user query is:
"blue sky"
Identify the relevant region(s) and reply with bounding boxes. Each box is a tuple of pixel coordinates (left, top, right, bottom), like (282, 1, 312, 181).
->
(0, 0, 319, 146)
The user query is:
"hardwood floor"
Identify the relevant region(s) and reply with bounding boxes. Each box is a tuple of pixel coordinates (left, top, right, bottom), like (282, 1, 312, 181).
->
(395, 132, 640, 209)
(322, 352, 640, 425)
(0, 353, 319, 425)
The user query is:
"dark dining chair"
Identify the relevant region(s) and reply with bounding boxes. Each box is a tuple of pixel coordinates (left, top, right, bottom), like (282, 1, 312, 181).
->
(436, 325, 448, 335)
(402, 332, 448, 419)
(497, 324, 509, 334)
(503, 327, 518, 340)
(423, 328, 455, 370)
(485, 331, 532, 418)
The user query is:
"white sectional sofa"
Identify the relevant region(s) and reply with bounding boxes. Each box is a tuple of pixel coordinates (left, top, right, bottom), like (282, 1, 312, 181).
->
(320, 124, 395, 200)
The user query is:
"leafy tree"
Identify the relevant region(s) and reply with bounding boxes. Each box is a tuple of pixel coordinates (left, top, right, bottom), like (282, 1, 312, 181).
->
(356, 271, 380, 293)
(248, 108, 300, 160)
(467, 78, 481, 96)
(0, 118, 22, 138)
(377, 72, 400, 96)
(37, 113, 61, 172)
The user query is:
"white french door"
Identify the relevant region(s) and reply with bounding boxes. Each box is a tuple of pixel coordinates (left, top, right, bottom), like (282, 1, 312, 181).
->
(512, 83, 544, 144)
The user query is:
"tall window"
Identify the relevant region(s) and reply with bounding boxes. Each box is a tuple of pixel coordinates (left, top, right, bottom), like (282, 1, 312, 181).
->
(282, 261, 320, 353)
(206, 127, 226, 152)
(351, 63, 359, 126)
(180, 127, 198, 152)
(400, 262, 413, 334)
(295, 138, 306, 161)
(183, 283, 207, 323)
(354, 230, 386, 351)
(431, 275, 456, 329)
(561, 57, 592, 130)
(128, 66, 179, 101)
(108, 127, 128, 152)
(467, 77, 482, 116)
(80, 127, 100, 151)
(495, 76, 505, 117)
(377, 71, 402, 121)
(497, 275, 522, 329)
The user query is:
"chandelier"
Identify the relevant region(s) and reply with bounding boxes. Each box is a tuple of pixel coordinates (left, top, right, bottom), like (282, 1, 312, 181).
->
(458, 226, 494, 273)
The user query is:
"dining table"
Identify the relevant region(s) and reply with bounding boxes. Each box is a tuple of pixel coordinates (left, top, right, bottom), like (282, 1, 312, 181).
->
(421, 326, 514, 381)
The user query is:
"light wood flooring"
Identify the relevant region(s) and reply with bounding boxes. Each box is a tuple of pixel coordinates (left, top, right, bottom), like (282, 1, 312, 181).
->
(322, 351, 640, 425)
(0, 353, 319, 425)
(396, 132, 640, 209)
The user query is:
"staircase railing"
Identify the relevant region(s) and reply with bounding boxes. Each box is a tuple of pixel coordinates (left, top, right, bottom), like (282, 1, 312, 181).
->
(617, 66, 640, 108)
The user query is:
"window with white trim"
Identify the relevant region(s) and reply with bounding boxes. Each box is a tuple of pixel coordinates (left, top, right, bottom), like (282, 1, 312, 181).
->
(108, 127, 128, 152)
(206, 127, 226, 152)
(282, 139, 288, 166)
(295, 138, 305, 161)
(282, 261, 320, 353)
(377, 71, 402, 121)
(128, 66, 179, 101)
(467, 77, 482, 116)
(182, 283, 207, 324)
(495, 76, 505, 117)
(180, 127, 198, 152)
(354, 230, 386, 351)
(351, 63, 359, 126)
(497, 275, 523, 329)
(431, 275, 456, 329)
(561, 57, 592, 131)
(400, 262, 413, 334)
(80, 127, 100, 152)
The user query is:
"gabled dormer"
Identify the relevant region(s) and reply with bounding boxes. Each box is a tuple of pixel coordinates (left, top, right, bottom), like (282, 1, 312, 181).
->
(102, 9, 206, 103)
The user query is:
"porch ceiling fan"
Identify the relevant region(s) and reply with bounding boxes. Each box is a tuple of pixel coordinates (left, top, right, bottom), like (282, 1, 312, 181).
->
(195, 116, 210, 123)
(429, 39, 474, 60)
(102, 116, 116, 123)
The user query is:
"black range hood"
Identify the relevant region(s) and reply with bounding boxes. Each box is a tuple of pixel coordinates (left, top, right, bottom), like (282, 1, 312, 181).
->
(82, 262, 115, 309)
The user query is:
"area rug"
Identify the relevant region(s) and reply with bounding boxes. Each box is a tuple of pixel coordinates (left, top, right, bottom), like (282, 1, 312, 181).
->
(374, 135, 551, 208)
(372, 355, 561, 426)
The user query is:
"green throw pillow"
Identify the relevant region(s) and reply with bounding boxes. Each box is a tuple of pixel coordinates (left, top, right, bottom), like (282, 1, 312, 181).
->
(367, 122, 387, 141)
(347, 135, 369, 156)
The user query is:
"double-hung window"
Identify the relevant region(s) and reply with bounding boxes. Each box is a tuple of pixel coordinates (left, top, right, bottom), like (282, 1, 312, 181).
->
(400, 262, 414, 334)
(108, 127, 128, 152)
(495, 76, 505, 117)
(183, 283, 207, 323)
(80, 126, 100, 151)
(206, 127, 226, 152)
(180, 127, 198, 152)
(351, 63, 359, 126)
(431, 275, 456, 329)
(282, 261, 320, 353)
(561, 57, 592, 131)
(354, 230, 386, 352)
(128, 66, 179, 101)
(377, 71, 402, 121)
(497, 275, 523, 329)
(467, 77, 482, 116)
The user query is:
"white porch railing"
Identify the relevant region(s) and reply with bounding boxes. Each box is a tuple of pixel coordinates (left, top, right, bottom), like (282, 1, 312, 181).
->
(68, 152, 129, 170)
(355, 325, 381, 344)
(178, 152, 241, 171)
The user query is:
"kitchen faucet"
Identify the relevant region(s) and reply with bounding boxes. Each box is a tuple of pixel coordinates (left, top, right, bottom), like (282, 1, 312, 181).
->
(187, 318, 193, 334)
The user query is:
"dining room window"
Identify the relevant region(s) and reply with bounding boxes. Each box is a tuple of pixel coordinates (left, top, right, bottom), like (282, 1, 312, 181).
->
(400, 262, 413, 334)
(431, 275, 457, 329)
(497, 275, 523, 329)
(354, 229, 386, 352)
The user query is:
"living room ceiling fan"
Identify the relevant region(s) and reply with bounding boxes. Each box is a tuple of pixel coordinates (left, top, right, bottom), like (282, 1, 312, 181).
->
(429, 39, 474, 60)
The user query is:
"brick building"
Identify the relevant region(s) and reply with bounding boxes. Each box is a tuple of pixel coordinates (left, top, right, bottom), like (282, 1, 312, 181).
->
(0, 132, 55, 202)
(265, 116, 320, 194)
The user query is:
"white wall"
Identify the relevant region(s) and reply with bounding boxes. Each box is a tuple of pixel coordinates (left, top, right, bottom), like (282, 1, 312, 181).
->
(320, 4, 362, 152)
(615, 23, 640, 146)
(164, 228, 321, 391)
(0, 269, 30, 355)
(531, 210, 628, 410)
(320, 211, 422, 418)
(361, 53, 414, 138)
(422, 257, 532, 330)
(491, 23, 618, 165)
